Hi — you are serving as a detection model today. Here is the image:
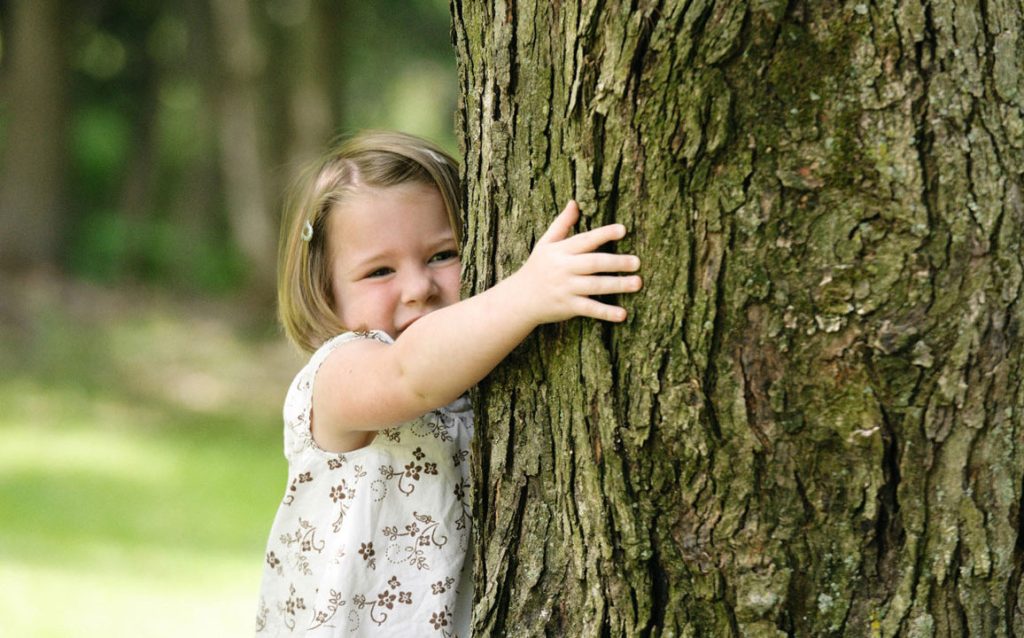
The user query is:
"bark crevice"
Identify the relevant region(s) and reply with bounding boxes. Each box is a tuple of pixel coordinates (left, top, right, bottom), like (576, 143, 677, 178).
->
(456, 0, 1024, 634)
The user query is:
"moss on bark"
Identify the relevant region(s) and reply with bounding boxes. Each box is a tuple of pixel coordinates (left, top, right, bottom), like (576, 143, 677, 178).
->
(454, 1, 1024, 635)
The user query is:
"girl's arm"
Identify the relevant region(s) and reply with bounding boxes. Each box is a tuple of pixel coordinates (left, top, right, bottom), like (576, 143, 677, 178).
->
(311, 201, 642, 452)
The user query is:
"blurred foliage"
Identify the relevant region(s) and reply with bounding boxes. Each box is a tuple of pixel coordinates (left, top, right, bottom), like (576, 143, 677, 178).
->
(339, 0, 459, 139)
(0, 0, 457, 295)
(0, 4, 459, 632)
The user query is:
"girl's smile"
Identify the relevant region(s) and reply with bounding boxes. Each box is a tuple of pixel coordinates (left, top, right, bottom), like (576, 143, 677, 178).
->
(328, 182, 461, 338)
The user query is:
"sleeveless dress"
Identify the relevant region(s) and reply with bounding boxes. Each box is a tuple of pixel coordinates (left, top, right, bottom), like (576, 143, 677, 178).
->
(255, 331, 473, 636)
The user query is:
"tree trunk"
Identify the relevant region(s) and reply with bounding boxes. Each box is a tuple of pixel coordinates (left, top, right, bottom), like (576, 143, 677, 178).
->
(453, 1, 1024, 636)
(209, 0, 276, 292)
(0, 0, 68, 271)
(278, 0, 337, 175)
(169, 0, 221, 256)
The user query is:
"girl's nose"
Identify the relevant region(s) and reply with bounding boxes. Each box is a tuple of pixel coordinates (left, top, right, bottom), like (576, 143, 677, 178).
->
(400, 267, 437, 304)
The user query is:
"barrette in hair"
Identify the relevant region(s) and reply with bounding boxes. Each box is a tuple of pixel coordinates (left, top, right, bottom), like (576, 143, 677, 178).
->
(301, 220, 314, 242)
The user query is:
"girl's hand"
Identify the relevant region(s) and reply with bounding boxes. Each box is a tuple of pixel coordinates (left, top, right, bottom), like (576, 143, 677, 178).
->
(311, 200, 641, 445)
(510, 200, 642, 325)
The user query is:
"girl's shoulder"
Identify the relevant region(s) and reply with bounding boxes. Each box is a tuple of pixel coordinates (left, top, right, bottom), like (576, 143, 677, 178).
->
(283, 330, 394, 456)
(293, 330, 392, 396)
(314, 329, 394, 361)
(303, 330, 393, 383)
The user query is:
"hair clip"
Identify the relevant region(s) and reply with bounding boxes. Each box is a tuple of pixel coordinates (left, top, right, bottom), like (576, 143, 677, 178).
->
(301, 220, 314, 242)
(424, 149, 445, 164)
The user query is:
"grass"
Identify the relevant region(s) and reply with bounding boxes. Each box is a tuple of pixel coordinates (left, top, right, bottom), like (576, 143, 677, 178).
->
(0, 275, 303, 636)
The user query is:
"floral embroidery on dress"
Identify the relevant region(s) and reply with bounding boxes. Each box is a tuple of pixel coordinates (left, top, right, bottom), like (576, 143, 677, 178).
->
(382, 512, 448, 570)
(329, 543, 347, 566)
(453, 478, 471, 535)
(429, 605, 455, 636)
(413, 412, 455, 442)
(279, 584, 307, 631)
(350, 575, 413, 626)
(351, 464, 367, 481)
(309, 589, 346, 630)
(281, 518, 325, 553)
(431, 577, 455, 595)
(256, 331, 473, 636)
(255, 598, 269, 632)
(357, 541, 377, 569)
(329, 478, 355, 532)
(377, 455, 440, 496)
(369, 478, 388, 502)
(279, 518, 325, 576)
(266, 551, 282, 574)
(284, 471, 314, 506)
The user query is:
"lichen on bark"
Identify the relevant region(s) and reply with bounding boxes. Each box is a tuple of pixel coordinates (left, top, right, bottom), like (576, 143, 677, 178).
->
(454, 1, 1024, 636)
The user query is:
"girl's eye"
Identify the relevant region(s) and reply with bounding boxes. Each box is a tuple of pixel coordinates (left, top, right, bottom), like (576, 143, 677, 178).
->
(429, 250, 458, 264)
(365, 267, 393, 279)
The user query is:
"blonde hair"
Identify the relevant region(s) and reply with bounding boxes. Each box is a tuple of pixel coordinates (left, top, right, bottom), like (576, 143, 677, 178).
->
(278, 131, 462, 353)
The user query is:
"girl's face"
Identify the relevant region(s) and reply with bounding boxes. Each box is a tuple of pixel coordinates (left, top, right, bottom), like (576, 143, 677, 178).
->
(327, 182, 461, 338)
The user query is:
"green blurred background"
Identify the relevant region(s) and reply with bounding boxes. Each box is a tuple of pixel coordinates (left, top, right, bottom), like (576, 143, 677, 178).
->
(0, 0, 457, 634)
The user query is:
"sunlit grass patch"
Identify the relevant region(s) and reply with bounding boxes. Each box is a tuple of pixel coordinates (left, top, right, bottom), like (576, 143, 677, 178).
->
(0, 278, 298, 637)
(0, 386, 287, 636)
(1, 551, 261, 637)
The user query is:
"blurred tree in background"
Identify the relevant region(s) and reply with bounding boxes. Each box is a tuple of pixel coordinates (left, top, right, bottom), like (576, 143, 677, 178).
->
(0, 0, 456, 299)
(0, 5, 456, 633)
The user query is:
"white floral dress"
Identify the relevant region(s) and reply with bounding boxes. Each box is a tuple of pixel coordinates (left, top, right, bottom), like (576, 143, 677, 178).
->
(255, 331, 473, 636)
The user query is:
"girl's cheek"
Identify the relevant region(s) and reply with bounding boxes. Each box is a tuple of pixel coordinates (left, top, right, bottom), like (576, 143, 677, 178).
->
(444, 268, 462, 298)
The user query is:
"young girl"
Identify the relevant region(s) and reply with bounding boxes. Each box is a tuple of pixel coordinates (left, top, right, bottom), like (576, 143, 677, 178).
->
(255, 131, 642, 636)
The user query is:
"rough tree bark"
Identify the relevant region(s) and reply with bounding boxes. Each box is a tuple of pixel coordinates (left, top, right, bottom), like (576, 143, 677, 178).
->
(453, 1, 1024, 636)
(0, 0, 68, 271)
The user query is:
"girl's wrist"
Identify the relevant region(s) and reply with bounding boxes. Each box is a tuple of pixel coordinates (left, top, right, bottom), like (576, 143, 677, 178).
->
(492, 269, 544, 330)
